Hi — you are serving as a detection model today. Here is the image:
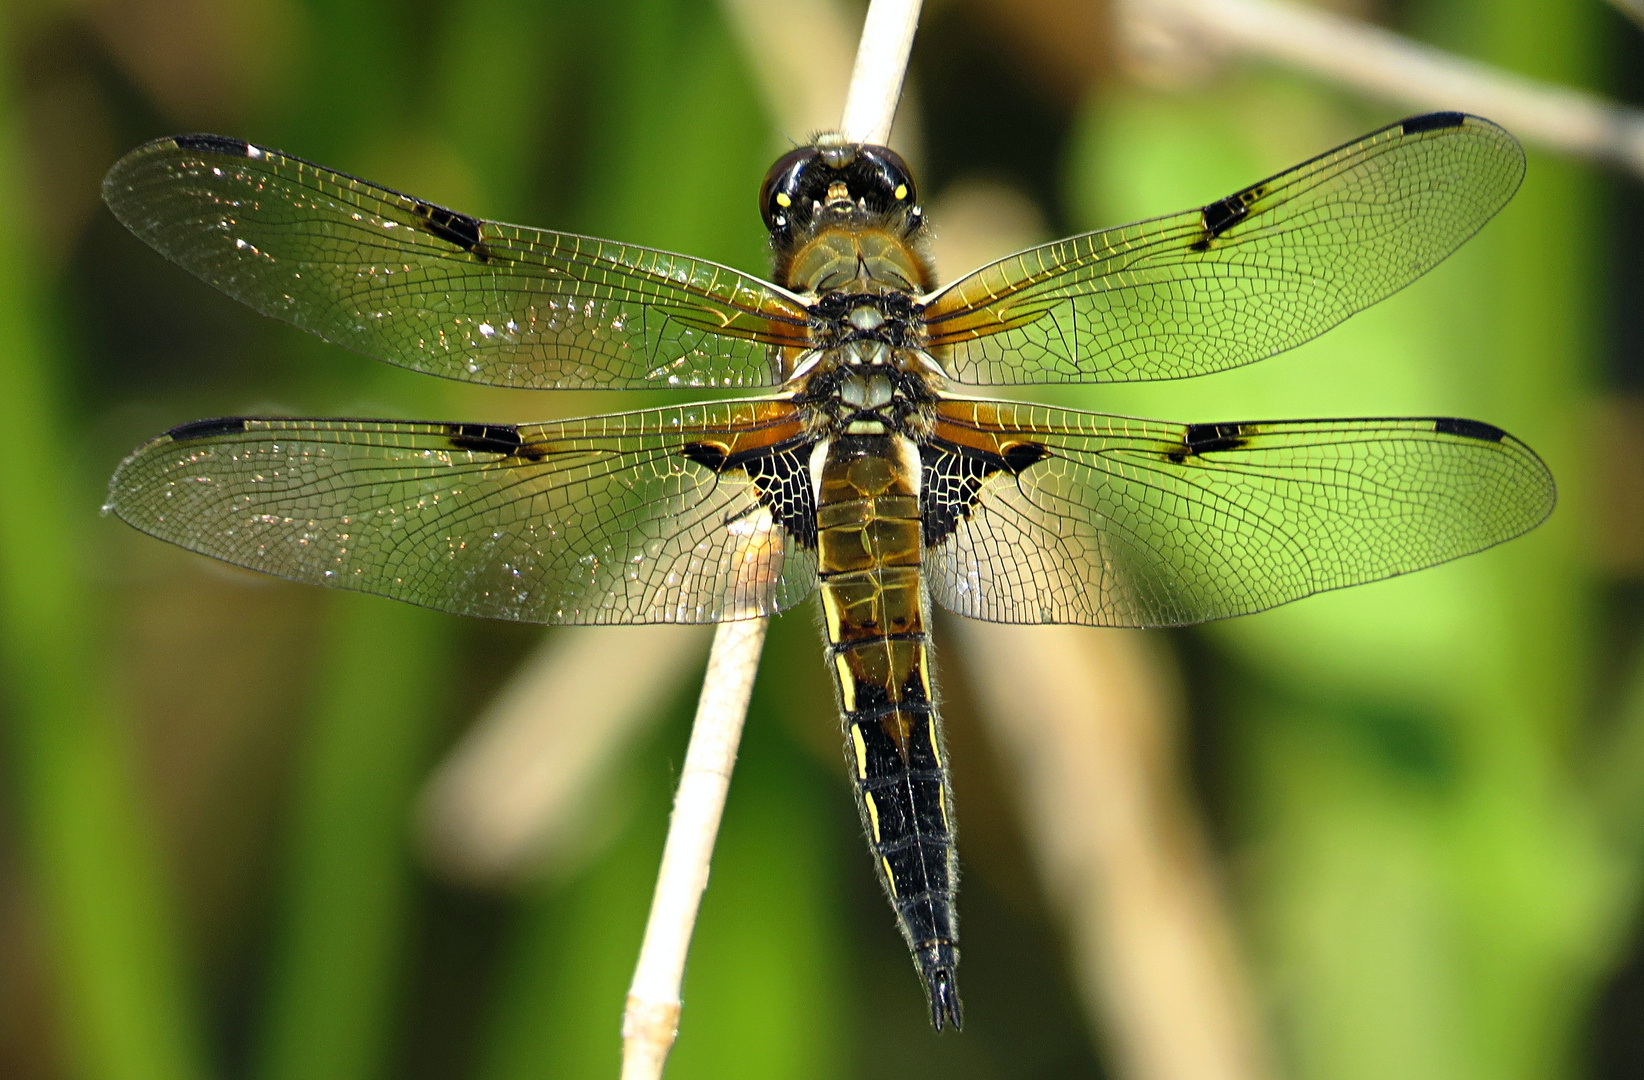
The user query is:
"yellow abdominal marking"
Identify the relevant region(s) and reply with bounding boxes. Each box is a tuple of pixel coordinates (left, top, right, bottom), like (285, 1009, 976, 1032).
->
(882, 857, 898, 896)
(775, 191, 791, 207)
(929, 716, 942, 767)
(864, 790, 882, 841)
(851, 722, 868, 779)
(939, 784, 949, 829)
(893, 183, 908, 200)
(835, 654, 857, 711)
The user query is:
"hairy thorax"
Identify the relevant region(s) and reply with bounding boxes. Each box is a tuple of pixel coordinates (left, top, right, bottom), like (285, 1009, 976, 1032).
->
(779, 225, 945, 442)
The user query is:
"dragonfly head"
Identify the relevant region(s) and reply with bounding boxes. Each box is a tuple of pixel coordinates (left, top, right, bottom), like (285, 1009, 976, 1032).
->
(760, 134, 925, 251)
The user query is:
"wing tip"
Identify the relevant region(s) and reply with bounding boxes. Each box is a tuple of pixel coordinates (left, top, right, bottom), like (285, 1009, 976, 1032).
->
(103, 133, 271, 215)
(1394, 112, 1523, 172)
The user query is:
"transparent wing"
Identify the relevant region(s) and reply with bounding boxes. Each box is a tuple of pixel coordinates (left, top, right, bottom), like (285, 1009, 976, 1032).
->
(106, 400, 819, 624)
(922, 399, 1554, 626)
(922, 113, 1523, 385)
(102, 135, 812, 390)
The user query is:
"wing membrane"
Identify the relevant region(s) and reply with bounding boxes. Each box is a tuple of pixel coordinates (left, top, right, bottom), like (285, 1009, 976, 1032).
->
(106, 401, 819, 624)
(922, 113, 1523, 385)
(922, 400, 1553, 626)
(102, 135, 811, 390)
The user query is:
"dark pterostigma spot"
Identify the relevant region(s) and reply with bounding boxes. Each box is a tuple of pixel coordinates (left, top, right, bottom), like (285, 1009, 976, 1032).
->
(1401, 112, 1467, 135)
(1434, 417, 1505, 442)
(1183, 422, 1251, 455)
(445, 422, 523, 454)
(173, 134, 254, 157)
(411, 200, 490, 259)
(168, 417, 249, 441)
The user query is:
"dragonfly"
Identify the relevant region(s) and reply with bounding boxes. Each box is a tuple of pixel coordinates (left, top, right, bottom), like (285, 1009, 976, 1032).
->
(102, 112, 1553, 1031)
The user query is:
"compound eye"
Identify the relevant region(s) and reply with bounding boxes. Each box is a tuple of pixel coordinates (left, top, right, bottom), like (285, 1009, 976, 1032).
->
(857, 144, 917, 211)
(760, 146, 816, 230)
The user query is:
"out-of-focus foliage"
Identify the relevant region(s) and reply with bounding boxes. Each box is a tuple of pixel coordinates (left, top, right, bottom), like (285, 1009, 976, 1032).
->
(1, 0, 1642, 1078)
(1070, 68, 1609, 1080)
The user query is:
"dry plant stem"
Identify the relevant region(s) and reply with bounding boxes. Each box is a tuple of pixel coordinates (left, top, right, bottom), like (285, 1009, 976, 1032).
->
(621, 4, 920, 1071)
(621, 617, 767, 1080)
(620, 5, 919, 1076)
(840, 0, 924, 144)
(1133, 0, 1644, 176)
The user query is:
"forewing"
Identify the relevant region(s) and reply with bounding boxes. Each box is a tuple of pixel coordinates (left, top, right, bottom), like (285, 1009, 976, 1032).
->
(102, 135, 811, 389)
(106, 401, 819, 624)
(923, 400, 1553, 626)
(922, 113, 1523, 385)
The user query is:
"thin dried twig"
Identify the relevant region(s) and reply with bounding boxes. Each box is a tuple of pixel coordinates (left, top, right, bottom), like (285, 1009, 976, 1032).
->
(840, 0, 923, 145)
(619, 5, 922, 1075)
(924, 182, 1271, 1080)
(621, 617, 768, 1080)
(1127, 0, 1644, 176)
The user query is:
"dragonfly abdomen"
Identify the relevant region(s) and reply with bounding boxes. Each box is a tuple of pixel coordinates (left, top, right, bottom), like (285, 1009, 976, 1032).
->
(815, 433, 962, 1031)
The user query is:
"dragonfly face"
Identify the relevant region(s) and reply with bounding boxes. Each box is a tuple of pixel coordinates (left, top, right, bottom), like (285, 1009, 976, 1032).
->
(101, 112, 1555, 1032)
(761, 136, 930, 296)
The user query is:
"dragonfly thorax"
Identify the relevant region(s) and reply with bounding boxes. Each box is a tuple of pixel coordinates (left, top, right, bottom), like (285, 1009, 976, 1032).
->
(839, 369, 894, 407)
(795, 357, 939, 439)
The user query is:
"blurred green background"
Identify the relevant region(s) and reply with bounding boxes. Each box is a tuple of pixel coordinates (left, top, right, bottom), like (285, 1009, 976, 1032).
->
(1, 0, 1642, 1077)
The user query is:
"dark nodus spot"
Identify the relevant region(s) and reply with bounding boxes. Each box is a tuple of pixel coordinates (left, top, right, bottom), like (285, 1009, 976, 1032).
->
(1434, 417, 1505, 442)
(1183, 422, 1250, 455)
(446, 423, 522, 454)
(168, 417, 248, 441)
(1402, 112, 1468, 135)
(173, 134, 255, 157)
(412, 200, 488, 257)
(1197, 190, 1253, 249)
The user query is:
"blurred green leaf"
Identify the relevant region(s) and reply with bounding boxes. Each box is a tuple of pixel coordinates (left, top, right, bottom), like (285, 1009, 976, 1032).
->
(257, 595, 453, 1080)
(1068, 56, 1609, 1080)
(475, 617, 845, 1080)
(0, 20, 211, 1080)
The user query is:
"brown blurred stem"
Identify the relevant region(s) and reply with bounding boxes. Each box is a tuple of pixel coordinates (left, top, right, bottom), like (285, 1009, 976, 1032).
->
(1608, 0, 1644, 32)
(954, 624, 1272, 1080)
(1125, 0, 1644, 176)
